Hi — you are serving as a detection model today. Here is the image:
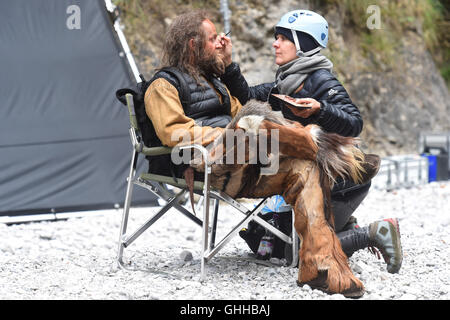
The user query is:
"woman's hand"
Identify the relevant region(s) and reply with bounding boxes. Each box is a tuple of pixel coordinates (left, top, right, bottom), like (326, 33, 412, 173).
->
(285, 97, 321, 118)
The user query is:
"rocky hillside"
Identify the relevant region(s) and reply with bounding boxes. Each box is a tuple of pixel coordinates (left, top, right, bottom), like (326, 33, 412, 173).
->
(114, 0, 450, 156)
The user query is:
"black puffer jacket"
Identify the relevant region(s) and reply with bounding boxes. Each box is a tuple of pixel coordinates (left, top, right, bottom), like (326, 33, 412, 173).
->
(146, 69, 233, 177)
(221, 62, 362, 137)
(154, 70, 232, 129)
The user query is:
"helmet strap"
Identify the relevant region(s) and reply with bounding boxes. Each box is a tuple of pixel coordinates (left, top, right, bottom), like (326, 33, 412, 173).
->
(298, 46, 322, 57)
(291, 29, 322, 57)
(291, 29, 301, 52)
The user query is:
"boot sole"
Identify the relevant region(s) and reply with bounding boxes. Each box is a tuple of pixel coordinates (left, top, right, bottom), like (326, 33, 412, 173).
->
(384, 218, 403, 274)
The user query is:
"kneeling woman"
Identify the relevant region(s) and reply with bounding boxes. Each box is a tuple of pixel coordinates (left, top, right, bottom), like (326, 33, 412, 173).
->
(219, 10, 402, 276)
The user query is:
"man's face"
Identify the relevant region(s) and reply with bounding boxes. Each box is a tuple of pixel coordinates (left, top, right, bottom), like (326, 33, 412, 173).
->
(201, 19, 222, 55)
(198, 19, 225, 75)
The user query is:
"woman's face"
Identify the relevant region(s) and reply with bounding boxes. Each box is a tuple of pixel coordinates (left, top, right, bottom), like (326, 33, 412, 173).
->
(273, 34, 298, 66)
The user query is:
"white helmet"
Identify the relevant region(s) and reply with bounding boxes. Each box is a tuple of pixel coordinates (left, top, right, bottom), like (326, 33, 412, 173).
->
(276, 10, 328, 56)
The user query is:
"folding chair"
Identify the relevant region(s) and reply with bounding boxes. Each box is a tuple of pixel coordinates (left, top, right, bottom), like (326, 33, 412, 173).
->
(116, 93, 299, 278)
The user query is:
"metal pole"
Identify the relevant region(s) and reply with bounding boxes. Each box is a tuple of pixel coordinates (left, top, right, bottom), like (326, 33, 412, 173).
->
(117, 149, 138, 264)
(404, 159, 408, 185)
(387, 161, 392, 189)
(220, 0, 232, 35)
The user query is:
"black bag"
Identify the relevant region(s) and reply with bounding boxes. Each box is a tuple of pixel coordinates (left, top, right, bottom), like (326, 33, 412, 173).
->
(115, 67, 190, 149)
(115, 68, 191, 177)
(239, 211, 294, 260)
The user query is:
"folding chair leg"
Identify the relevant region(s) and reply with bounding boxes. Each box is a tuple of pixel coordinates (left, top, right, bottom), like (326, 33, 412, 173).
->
(209, 199, 219, 251)
(122, 190, 188, 248)
(195, 195, 204, 213)
(200, 203, 210, 278)
(135, 179, 202, 227)
(210, 190, 298, 267)
(200, 167, 211, 279)
(117, 150, 138, 266)
(205, 198, 268, 261)
(289, 209, 299, 267)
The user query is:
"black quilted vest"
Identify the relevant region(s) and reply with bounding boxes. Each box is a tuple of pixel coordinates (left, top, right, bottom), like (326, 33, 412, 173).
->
(147, 70, 232, 177)
(178, 72, 231, 127)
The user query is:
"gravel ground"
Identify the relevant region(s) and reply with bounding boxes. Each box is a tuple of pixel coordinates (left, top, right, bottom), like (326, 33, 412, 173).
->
(1, 181, 449, 301)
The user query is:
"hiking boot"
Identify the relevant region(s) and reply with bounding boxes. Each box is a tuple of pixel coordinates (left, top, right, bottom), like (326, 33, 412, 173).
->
(368, 218, 403, 274)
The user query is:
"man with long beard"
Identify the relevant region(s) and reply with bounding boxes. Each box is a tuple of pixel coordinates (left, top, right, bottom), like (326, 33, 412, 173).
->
(144, 10, 244, 178)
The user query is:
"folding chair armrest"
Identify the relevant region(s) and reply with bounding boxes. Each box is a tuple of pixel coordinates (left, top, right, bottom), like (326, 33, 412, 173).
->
(139, 143, 210, 168)
(178, 144, 211, 174)
(139, 144, 211, 173)
(135, 141, 211, 181)
(140, 146, 173, 156)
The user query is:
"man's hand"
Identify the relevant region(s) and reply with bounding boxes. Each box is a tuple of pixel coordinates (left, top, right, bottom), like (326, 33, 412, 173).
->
(219, 33, 232, 67)
(285, 97, 321, 118)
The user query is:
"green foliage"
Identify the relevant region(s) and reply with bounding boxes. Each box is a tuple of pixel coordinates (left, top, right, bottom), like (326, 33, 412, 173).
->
(113, 0, 219, 20)
(441, 64, 450, 85)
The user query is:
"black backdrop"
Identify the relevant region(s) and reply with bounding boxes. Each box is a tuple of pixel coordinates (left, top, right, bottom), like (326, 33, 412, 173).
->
(0, 0, 156, 216)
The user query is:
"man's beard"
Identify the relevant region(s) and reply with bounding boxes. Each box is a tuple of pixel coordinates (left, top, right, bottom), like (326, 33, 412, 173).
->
(198, 51, 226, 76)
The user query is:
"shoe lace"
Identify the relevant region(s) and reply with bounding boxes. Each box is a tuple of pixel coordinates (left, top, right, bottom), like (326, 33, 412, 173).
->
(367, 246, 382, 260)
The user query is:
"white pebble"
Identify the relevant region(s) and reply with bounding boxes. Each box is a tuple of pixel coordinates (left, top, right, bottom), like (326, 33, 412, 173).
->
(0, 181, 448, 300)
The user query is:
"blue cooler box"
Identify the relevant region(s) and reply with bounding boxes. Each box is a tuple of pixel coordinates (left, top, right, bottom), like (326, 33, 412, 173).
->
(422, 153, 449, 182)
(422, 154, 437, 182)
